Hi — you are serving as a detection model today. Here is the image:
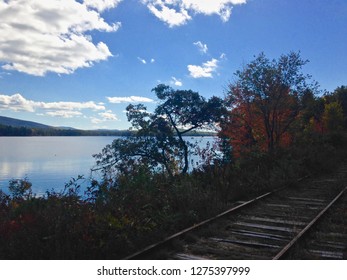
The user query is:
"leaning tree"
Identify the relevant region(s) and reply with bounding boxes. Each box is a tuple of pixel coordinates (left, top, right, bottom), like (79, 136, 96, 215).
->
(93, 84, 225, 180)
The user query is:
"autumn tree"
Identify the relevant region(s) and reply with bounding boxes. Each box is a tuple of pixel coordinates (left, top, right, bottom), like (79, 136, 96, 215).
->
(220, 52, 317, 158)
(322, 101, 344, 132)
(300, 89, 324, 119)
(302, 86, 347, 134)
(324, 86, 347, 128)
(93, 84, 224, 179)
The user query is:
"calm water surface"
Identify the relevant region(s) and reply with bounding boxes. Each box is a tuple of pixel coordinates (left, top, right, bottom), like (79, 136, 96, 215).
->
(0, 136, 216, 195)
(0, 137, 115, 195)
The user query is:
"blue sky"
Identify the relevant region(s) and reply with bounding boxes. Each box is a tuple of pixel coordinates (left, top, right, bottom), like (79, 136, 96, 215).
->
(0, 0, 346, 130)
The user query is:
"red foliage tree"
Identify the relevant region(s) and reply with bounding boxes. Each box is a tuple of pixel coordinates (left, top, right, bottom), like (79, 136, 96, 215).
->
(220, 52, 317, 159)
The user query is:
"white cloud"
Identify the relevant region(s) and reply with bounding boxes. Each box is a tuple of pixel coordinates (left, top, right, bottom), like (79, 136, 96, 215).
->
(39, 101, 106, 111)
(220, 53, 227, 59)
(0, 93, 105, 113)
(98, 111, 118, 120)
(188, 58, 219, 78)
(137, 57, 147, 64)
(145, 1, 192, 27)
(46, 110, 83, 118)
(0, 0, 121, 76)
(142, 0, 246, 27)
(193, 41, 208, 54)
(182, 0, 246, 21)
(171, 77, 183, 86)
(107, 96, 154, 103)
(0, 93, 36, 112)
(91, 110, 118, 124)
(84, 0, 123, 12)
(91, 117, 103, 124)
(137, 57, 155, 64)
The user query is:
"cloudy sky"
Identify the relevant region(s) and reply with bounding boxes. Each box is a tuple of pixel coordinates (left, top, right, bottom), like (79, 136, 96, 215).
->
(0, 0, 346, 130)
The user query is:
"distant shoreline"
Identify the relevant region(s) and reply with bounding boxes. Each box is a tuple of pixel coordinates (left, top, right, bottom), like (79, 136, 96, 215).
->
(0, 116, 217, 137)
(0, 126, 217, 137)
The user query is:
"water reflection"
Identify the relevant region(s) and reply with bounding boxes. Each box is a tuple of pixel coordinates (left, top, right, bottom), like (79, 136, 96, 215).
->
(0, 161, 34, 179)
(0, 137, 115, 194)
(0, 136, 217, 194)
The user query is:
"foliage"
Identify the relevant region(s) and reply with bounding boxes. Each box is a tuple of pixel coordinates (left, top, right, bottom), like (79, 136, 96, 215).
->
(1, 51, 347, 260)
(297, 87, 347, 137)
(8, 178, 33, 199)
(322, 101, 344, 132)
(1, 127, 346, 259)
(324, 86, 347, 128)
(220, 52, 318, 158)
(93, 84, 225, 179)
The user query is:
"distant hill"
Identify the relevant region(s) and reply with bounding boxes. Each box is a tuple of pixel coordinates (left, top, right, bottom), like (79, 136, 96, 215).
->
(0, 115, 215, 137)
(0, 115, 131, 136)
(0, 116, 54, 129)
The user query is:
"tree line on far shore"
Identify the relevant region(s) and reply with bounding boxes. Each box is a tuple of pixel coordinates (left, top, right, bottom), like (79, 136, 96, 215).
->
(0, 125, 131, 137)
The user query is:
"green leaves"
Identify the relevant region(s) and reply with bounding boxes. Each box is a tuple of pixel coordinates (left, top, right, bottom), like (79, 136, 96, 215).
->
(8, 178, 32, 199)
(223, 52, 317, 156)
(94, 84, 225, 180)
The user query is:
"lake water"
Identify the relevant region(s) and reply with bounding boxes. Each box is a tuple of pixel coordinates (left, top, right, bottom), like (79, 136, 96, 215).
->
(0, 136, 216, 195)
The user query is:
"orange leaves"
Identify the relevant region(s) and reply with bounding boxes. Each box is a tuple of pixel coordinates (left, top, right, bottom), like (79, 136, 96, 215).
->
(221, 52, 316, 159)
(221, 93, 297, 159)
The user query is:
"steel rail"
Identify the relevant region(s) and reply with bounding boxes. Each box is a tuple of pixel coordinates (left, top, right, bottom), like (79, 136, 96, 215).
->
(124, 186, 286, 260)
(273, 186, 347, 260)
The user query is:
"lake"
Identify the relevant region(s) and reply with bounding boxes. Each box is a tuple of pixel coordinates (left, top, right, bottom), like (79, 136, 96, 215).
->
(0, 136, 217, 195)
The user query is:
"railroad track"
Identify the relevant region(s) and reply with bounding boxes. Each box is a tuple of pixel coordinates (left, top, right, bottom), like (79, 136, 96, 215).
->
(125, 165, 347, 260)
(282, 178, 347, 260)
